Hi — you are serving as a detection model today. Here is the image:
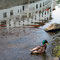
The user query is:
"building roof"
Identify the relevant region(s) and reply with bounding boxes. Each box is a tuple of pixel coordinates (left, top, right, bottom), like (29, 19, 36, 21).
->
(0, 0, 40, 9)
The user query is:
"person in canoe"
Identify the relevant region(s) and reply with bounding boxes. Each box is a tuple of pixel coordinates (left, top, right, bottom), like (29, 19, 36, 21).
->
(30, 40, 48, 54)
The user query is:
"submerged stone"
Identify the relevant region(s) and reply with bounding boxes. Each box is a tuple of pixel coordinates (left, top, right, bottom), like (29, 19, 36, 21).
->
(52, 45, 60, 57)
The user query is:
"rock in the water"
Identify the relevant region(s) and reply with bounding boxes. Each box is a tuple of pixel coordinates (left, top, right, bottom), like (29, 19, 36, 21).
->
(52, 45, 60, 57)
(45, 23, 60, 31)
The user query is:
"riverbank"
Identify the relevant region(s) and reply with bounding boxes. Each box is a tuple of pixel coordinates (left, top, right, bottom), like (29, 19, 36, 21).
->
(51, 32, 60, 57)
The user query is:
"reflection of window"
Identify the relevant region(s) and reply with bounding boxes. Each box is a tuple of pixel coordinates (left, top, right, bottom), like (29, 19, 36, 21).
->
(47, 17, 48, 20)
(45, 11, 46, 15)
(36, 4, 38, 9)
(23, 24, 24, 26)
(19, 21, 20, 25)
(10, 10, 13, 16)
(22, 6, 24, 11)
(18, 10, 19, 13)
(43, 2, 44, 6)
(47, 11, 49, 14)
(39, 14, 40, 17)
(42, 12, 43, 17)
(33, 1, 34, 3)
(23, 20, 24, 22)
(30, 1, 34, 3)
(3, 12, 7, 18)
(50, 7, 51, 12)
(40, 4, 41, 7)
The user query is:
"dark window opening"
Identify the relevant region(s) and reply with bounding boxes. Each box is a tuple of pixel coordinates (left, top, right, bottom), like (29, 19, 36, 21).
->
(22, 6, 24, 11)
(30, 1, 32, 3)
(47, 11, 49, 14)
(18, 10, 19, 13)
(50, 7, 51, 12)
(10, 10, 13, 16)
(1, 21, 6, 27)
(43, 2, 44, 6)
(23, 20, 24, 22)
(40, 4, 42, 7)
(36, 4, 38, 9)
(45, 11, 46, 15)
(39, 14, 40, 17)
(3, 12, 7, 18)
(23, 24, 24, 26)
(42, 12, 43, 17)
(30, 1, 34, 3)
(19, 21, 20, 25)
(33, 1, 34, 3)
(47, 17, 48, 20)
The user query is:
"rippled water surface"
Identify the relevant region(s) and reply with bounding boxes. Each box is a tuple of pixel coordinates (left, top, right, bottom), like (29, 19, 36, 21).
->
(0, 27, 54, 60)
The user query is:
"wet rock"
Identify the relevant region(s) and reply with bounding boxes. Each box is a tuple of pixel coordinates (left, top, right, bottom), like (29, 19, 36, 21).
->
(51, 32, 60, 57)
(45, 23, 60, 31)
(52, 45, 60, 57)
(52, 36, 60, 46)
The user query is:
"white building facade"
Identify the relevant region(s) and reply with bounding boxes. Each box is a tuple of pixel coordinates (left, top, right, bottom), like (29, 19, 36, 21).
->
(0, 0, 56, 28)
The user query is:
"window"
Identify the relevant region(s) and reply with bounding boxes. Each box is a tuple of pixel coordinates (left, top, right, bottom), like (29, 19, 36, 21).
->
(36, 4, 38, 9)
(19, 21, 20, 25)
(45, 11, 46, 15)
(18, 10, 19, 13)
(30, 1, 34, 3)
(47, 11, 49, 14)
(40, 4, 41, 7)
(43, 2, 44, 6)
(33, 1, 34, 3)
(10, 10, 13, 16)
(50, 7, 51, 12)
(23, 20, 24, 22)
(42, 12, 43, 17)
(23, 24, 24, 26)
(22, 6, 24, 11)
(47, 17, 48, 20)
(3, 12, 7, 18)
(39, 13, 40, 17)
(30, 1, 32, 3)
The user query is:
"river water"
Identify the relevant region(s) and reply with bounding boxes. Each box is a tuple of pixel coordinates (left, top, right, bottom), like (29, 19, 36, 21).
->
(0, 4, 60, 60)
